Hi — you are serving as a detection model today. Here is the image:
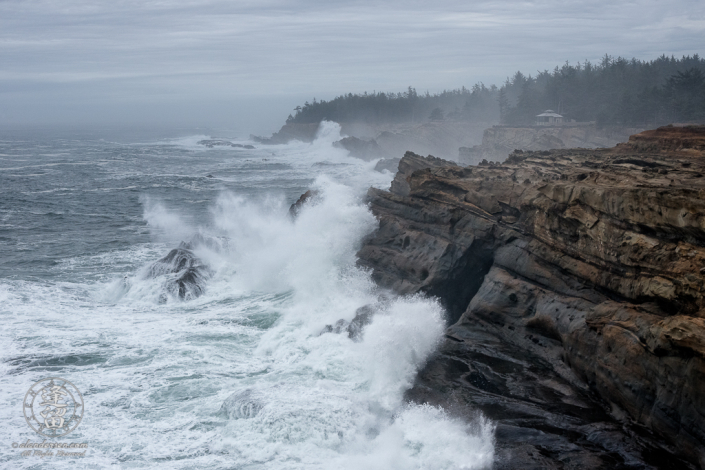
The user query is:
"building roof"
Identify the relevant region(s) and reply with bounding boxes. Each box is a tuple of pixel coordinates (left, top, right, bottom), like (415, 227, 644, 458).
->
(536, 110, 563, 118)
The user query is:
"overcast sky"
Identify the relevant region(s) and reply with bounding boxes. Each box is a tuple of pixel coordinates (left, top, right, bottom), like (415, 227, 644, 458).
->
(1, 0, 703, 134)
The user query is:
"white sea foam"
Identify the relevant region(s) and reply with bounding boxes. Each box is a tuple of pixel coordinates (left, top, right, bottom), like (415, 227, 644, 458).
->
(0, 122, 494, 469)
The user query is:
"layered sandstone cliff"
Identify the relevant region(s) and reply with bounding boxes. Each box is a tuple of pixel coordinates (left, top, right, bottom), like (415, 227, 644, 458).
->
(357, 126, 705, 469)
(459, 125, 645, 166)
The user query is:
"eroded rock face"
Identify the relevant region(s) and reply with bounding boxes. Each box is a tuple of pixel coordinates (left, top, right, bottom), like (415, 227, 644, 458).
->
(357, 126, 705, 468)
(459, 125, 645, 166)
(615, 125, 705, 155)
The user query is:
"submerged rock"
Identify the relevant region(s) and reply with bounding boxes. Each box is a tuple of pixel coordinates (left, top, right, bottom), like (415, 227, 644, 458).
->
(198, 139, 232, 148)
(220, 389, 263, 419)
(357, 126, 705, 468)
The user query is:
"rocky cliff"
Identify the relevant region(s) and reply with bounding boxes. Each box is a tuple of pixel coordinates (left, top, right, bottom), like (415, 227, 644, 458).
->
(460, 125, 645, 166)
(357, 126, 705, 469)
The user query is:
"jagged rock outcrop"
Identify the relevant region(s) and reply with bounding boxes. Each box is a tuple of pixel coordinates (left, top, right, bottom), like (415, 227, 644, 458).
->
(459, 125, 644, 166)
(320, 304, 376, 341)
(144, 234, 223, 302)
(357, 126, 705, 469)
(373, 157, 401, 173)
(332, 136, 384, 160)
(288, 189, 319, 218)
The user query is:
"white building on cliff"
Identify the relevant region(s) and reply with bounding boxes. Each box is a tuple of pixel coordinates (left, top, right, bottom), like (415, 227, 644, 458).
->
(535, 110, 564, 126)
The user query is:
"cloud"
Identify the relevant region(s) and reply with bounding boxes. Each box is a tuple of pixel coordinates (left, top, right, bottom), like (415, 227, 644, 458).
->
(0, 0, 703, 129)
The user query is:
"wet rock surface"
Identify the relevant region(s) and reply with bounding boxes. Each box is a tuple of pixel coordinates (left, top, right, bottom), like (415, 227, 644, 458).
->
(288, 189, 320, 218)
(357, 126, 705, 468)
(373, 157, 401, 173)
(333, 136, 384, 161)
(320, 304, 376, 341)
(145, 234, 220, 301)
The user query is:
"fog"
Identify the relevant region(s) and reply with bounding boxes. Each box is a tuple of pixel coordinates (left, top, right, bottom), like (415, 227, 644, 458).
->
(1, 0, 703, 135)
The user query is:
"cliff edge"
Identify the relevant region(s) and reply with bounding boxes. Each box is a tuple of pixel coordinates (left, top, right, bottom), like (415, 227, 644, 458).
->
(357, 126, 705, 469)
(460, 125, 645, 165)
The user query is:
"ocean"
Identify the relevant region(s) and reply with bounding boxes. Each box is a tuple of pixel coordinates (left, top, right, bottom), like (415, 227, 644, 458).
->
(0, 122, 494, 469)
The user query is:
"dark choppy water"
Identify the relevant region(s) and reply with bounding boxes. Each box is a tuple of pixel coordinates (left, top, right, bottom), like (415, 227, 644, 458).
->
(0, 123, 493, 469)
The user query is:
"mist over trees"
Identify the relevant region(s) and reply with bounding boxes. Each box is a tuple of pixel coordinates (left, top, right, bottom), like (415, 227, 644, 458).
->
(286, 55, 705, 127)
(286, 84, 500, 124)
(501, 54, 705, 126)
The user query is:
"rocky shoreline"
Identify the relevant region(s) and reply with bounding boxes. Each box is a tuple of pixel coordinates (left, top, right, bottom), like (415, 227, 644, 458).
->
(356, 126, 705, 469)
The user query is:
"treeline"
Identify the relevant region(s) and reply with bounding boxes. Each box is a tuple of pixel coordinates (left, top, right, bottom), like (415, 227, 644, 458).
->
(501, 54, 705, 126)
(287, 54, 705, 127)
(286, 85, 499, 124)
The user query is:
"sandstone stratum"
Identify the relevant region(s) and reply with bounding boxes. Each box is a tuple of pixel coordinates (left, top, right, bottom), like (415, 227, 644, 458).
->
(356, 126, 705, 469)
(459, 124, 645, 165)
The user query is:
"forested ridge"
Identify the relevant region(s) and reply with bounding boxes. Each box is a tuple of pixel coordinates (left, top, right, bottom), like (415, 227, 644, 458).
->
(288, 55, 705, 126)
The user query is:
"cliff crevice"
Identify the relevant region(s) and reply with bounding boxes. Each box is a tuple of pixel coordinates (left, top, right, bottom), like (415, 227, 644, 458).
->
(357, 126, 705, 469)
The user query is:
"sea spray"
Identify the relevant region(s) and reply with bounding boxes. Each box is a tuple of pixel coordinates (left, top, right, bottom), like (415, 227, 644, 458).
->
(0, 124, 494, 469)
(200, 173, 494, 468)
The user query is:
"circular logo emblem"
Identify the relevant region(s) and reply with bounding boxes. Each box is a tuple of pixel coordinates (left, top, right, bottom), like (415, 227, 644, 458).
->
(23, 378, 84, 437)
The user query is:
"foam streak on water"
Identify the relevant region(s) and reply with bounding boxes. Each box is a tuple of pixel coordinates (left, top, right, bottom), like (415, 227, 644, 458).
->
(0, 122, 494, 469)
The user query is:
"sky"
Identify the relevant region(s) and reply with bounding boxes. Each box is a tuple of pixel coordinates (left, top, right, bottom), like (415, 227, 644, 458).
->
(1, 0, 704, 135)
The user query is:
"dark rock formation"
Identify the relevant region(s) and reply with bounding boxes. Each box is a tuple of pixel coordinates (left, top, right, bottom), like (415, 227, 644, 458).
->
(332, 136, 384, 160)
(288, 190, 320, 218)
(357, 126, 705, 468)
(320, 304, 376, 341)
(390, 151, 459, 196)
(374, 157, 401, 173)
(145, 234, 221, 302)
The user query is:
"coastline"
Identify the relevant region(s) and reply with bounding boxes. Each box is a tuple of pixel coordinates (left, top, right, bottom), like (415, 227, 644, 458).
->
(355, 126, 705, 468)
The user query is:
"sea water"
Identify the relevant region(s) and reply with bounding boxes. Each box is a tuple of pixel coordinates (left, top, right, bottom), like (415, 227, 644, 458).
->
(0, 122, 494, 469)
